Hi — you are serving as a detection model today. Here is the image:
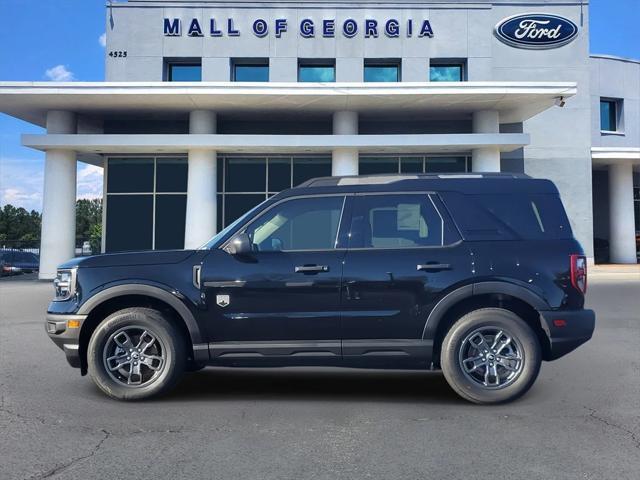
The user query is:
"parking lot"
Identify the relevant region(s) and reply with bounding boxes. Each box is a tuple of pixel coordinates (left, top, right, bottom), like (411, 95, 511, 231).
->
(1, 273, 639, 480)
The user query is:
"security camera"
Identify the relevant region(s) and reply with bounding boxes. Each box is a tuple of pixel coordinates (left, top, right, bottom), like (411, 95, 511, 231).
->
(555, 96, 566, 108)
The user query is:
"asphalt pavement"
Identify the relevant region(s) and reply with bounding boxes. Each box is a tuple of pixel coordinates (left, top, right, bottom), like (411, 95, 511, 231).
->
(1, 273, 639, 479)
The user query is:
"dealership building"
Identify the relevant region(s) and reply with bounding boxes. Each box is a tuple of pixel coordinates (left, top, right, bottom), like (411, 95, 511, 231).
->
(0, 0, 638, 279)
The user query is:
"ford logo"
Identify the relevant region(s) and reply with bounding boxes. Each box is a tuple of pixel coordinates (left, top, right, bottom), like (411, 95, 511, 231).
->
(494, 13, 578, 49)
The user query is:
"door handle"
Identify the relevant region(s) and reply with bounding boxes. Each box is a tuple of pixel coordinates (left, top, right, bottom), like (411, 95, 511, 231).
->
(295, 265, 329, 273)
(417, 263, 451, 271)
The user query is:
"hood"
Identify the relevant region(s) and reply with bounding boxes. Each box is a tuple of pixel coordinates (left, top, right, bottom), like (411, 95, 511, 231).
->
(59, 250, 198, 269)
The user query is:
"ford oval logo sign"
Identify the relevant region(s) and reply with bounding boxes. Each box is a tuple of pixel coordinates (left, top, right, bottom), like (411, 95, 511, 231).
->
(494, 13, 578, 49)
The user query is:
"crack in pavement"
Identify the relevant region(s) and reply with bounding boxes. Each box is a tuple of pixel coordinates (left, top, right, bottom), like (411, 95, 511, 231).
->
(584, 406, 640, 450)
(27, 429, 111, 480)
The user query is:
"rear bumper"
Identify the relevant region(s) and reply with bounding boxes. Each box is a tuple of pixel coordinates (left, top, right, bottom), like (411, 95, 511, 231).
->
(539, 309, 595, 360)
(45, 313, 87, 368)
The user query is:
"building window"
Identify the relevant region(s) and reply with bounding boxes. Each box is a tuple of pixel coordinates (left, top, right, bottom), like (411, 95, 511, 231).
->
(364, 60, 401, 82)
(298, 60, 336, 82)
(429, 60, 465, 82)
(600, 98, 623, 133)
(359, 155, 470, 175)
(165, 60, 202, 81)
(217, 155, 332, 230)
(232, 59, 269, 82)
(106, 157, 188, 252)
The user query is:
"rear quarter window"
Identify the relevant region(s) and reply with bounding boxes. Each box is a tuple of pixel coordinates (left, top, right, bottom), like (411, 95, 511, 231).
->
(441, 192, 572, 240)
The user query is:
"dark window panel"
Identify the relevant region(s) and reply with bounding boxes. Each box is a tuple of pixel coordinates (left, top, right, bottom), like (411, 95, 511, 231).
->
(106, 195, 153, 252)
(217, 194, 224, 230)
(168, 64, 201, 81)
(107, 158, 154, 193)
(217, 157, 224, 192)
(224, 194, 266, 226)
(268, 158, 292, 192)
(156, 157, 188, 192)
(234, 65, 269, 82)
(600, 100, 617, 131)
(364, 65, 399, 82)
(155, 194, 187, 250)
(359, 157, 399, 175)
(400, 157, 424, 173)
(426, 156, 467, 173)
(225, 157, 267, 192)
(293, 157, 331, 186)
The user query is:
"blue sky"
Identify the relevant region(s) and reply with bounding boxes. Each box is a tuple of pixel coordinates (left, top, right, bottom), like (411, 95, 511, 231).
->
(0, 0, 639, 211)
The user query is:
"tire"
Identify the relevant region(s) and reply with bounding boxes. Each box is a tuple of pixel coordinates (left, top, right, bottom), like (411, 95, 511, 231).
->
(440, 308, 541, 404)
(87, 307, 186, 401)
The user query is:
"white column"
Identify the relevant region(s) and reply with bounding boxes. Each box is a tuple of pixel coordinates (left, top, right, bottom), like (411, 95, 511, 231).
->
(471, 110, 501, 172)
(184, 110, 217, 249)
(332, 111, 358, 176)
(39, 111, 77, 280)
(608, 162, 637, 264)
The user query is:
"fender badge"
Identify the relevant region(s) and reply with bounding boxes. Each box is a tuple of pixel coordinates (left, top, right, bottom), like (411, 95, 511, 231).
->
(216, 294, 230, 307)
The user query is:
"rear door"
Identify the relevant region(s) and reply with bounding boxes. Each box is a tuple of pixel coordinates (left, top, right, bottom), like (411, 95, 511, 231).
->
(341, 193, 471, 362)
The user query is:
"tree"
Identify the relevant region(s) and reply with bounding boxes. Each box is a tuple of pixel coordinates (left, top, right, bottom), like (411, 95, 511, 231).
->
(75, 199, 103, 250)
(0, 199, 102, 252)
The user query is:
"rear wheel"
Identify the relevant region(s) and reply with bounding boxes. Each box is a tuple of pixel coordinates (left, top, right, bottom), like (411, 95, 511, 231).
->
(87, 307, 186, 401)
(440, 308, 541, 404)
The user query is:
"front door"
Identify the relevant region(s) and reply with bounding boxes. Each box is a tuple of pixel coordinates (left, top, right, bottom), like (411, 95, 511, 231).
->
(341, 193, 470, 364)
(200, 194, 348, 362)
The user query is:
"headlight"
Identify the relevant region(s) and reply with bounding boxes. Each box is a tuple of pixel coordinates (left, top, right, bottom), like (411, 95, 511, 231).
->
(53, 268, 77, 301)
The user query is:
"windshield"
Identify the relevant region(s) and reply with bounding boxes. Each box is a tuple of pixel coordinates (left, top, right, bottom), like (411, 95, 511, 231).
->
(199, 199, 269, 249)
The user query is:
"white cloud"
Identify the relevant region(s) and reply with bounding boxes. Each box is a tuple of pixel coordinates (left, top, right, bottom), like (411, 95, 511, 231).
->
(98, 33, 106, 48)
(45, 64, 74, 82)
(0, 157, 44, 211)
(0, 158, 104, 211)
(77, 163, 104, 200)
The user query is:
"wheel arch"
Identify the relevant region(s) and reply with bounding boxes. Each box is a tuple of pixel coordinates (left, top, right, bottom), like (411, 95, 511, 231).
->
(77, 285, 206, 375)
(423, 282, 552, 365)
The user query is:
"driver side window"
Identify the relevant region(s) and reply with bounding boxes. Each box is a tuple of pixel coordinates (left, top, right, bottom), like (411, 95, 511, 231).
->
(244, 196, 345, 251)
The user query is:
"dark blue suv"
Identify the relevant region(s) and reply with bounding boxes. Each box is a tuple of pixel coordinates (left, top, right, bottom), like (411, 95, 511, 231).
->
(46, 173, 595, 403)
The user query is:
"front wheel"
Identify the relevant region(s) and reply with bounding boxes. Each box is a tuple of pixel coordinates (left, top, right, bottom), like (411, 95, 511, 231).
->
(87, 307, 186, 401)
(440, 308, 541, 404)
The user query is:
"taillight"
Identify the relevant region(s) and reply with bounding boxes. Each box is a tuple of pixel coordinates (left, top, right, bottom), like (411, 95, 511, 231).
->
(570, 254, 587, 294)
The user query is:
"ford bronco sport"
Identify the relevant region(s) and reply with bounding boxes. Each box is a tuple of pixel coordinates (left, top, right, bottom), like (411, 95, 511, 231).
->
(46, 173, 595, 403)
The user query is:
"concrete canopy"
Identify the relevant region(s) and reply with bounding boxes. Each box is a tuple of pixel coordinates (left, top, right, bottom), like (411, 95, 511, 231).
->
(0, 81, 577, 126)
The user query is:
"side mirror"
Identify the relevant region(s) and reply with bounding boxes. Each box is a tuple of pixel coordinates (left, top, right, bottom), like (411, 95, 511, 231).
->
(226, 232, 252, 255)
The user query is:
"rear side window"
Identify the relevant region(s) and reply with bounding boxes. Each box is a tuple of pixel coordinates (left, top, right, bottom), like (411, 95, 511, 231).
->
(349, 194, 445, 248)
(443, 192, 572, 240)
(473, 194, 572, 239)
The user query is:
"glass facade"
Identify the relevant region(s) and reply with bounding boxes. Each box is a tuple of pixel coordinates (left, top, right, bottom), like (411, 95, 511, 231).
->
(217, 156, 332, 230)
(364, 63, 400, 82)
(166, 62, 202, 81)
(298, 62, 336, 82)
(105, 157, 188, 252)
(600, 99, 618, 132)
(233, 62, 269, 82)
(430, 64, 464, 82)
(359, 155, 470, 175)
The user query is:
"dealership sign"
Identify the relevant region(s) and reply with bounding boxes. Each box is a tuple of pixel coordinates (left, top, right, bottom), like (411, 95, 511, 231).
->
(163, 17, 434, 39)
(494, 13, 578, 49)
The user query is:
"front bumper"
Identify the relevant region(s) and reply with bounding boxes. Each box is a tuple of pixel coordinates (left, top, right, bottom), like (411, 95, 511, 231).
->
(539, 309, 596, 360)
(45, 313, 87, 368)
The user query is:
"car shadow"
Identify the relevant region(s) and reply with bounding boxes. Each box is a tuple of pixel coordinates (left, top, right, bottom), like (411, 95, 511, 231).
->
(163, 368, 463, 405)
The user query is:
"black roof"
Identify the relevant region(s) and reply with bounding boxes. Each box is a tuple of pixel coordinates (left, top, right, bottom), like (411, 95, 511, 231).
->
(286, 173, 558, 196)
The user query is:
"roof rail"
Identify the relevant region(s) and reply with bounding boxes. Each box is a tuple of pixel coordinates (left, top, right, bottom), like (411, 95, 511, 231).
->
(296, 172, 530, 188)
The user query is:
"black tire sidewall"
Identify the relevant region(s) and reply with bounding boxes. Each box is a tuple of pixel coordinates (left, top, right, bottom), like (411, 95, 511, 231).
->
(441, 308, 541, 404)
(87, 308, 186, 401)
